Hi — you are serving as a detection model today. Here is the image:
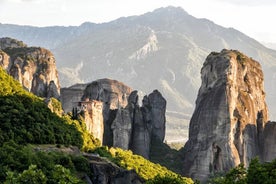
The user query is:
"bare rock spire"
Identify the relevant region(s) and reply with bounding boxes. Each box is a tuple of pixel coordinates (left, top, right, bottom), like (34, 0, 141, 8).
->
(182, 49, 269, 181)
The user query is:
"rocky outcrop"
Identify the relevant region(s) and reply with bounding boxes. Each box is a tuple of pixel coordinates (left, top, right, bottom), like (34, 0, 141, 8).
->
(182, 49, 270, 181)
(66, 79, 167, 159)
(112, 107, 133, 150)
(130, 90, 167, 158)
(82, 78, 132, 109)
(81, 79, 133, 146)
(0, 38, 60, 99)
(0, 50, 10, 71)
(144, 90, 166, 142)
(262, 121, 276, 162)
(87, 153, 144, 184)
(89, 156, 144, 184)
(76, 99, 105, 144)
(90, 162, 143, 184)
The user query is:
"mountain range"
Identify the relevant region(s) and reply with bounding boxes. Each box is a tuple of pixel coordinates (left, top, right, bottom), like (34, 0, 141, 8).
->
(1, 6, 276, 142)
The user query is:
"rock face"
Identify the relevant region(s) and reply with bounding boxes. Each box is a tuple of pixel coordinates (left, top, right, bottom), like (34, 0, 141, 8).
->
(112, 107, 133, 150)
(65, 79, 167, 158)
(82, 78, 131, 110)
(262, 121, 276, 162)
(81, 79, 133, 146)
(61, 83, 88, 113)
(75, 99, 104, 144)
(130, 90, 167, 158)
(0, 37, 60, 99)
(182, 49, 270, 181)
(0, 50, 10, 71)
(85, 153, 144, 184)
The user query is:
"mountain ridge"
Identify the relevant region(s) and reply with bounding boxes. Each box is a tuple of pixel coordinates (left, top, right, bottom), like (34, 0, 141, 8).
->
(1, 6, 276, 142)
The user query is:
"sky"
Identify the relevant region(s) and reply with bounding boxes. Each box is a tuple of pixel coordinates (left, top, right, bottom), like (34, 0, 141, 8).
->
(0, 0, 276, 43)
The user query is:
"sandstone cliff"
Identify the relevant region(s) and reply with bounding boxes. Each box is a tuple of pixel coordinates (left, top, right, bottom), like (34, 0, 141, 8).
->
(182, 49, 271, 181)
(0, 37, 60, 99)
(63, 79, 167, 159)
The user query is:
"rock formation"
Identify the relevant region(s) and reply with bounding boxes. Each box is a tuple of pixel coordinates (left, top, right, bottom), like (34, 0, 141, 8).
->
(130, 90, 167, 158)
(262, 121, 276, 162)
(111, 106, 133, 150)
(74, 99, 105, 144)
(81, 79, 133, 146)
(0, 37, 60, 99)
(82, 78, 132, 109)
(61, 83, 89, 113)
(64, 79, 167, 158)
(145, 90, 166, 142)
(0, 50, 10, 71)
(84, 153, 144, 184)
(182, 49, 271, 181)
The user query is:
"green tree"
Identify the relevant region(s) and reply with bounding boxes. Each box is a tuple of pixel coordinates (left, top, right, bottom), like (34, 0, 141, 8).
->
(224, 164, 247, 184)
(5, 165, 47, 184)
(49, 165, 83, 184)
(247, 158, 276, 184)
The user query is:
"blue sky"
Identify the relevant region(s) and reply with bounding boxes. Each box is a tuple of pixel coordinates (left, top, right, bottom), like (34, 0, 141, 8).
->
(0, 0, 275, 43)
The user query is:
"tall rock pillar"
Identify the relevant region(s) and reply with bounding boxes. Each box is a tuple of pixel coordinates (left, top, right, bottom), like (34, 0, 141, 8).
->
(182, 49, 268, 181)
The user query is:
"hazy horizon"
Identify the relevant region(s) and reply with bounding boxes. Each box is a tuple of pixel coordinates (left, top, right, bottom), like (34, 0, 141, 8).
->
(0, 0, 276, 44)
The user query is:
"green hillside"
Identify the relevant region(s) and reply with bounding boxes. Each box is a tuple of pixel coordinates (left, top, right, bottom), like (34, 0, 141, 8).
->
(0, 68, 83, 147)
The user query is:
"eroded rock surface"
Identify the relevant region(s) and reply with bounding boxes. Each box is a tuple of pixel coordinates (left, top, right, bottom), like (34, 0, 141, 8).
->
(64, 79, 167, 158)
(0, 37, 60, 99)
(262, 121, 276, 162)
(79, 100, 104, 144)
(82, 79, 133, 146)
(82, 79, 132, 121)
(183, 49, 269, 181)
